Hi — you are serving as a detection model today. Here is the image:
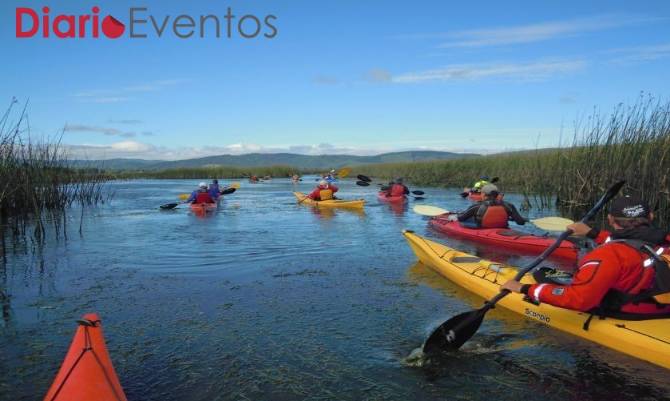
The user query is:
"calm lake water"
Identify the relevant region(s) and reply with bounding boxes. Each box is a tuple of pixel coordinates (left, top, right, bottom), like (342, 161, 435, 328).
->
(1, 179, 668, 401)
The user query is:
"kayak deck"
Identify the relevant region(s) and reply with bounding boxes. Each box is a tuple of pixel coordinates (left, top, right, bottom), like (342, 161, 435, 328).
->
(43, 313, 127, 401)
(294, 192, 365, 209)
(429, 216, 579, 261)
(403, 230, 670, 369)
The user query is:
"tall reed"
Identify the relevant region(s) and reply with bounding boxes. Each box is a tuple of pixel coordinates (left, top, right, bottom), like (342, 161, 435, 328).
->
(0, 100, 109, 245)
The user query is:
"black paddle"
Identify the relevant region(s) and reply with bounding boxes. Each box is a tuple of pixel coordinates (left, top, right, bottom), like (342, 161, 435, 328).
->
(460, 177, 500, 198)
(220, 187, 236, 195)
(159, 202, 180, 210)
(358, 174, 372, 182)
(423, 180, 625, 354)
(356, 181, 371, 187)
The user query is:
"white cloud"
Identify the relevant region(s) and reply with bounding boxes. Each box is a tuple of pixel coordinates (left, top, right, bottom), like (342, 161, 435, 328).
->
(606, 43, 670, 64)
(392, 60, 586, 83)
(73, 79, 188, 103)
(402, 15, 662, 48)
(64, 124, 136, 138)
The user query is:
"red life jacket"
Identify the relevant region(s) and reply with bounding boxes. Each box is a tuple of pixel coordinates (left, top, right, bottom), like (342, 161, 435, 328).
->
(195, 192, 214, 204)
(390, 184, 406, 197)
(477, 203, 509, 228)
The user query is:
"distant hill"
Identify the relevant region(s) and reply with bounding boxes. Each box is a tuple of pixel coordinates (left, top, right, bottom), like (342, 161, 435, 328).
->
(71, 151, 479, 171)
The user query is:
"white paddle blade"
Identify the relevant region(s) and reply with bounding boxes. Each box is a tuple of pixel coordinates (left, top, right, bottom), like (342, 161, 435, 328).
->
(531, 217, 575, 232)
(413, 205, 449, 217)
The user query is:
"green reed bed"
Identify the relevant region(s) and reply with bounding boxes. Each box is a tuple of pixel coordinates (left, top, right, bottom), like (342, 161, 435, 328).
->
(0, 100, 109, 244)
(354, 96, 670, 229)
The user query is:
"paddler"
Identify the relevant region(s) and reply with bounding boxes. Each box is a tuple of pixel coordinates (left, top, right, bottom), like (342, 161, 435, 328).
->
(325, 169, 337, 183)
(208, 179, 221, 201)
(450, 184, 526, 228)
(470, 175, 490, 193)
(307, 180, 339, 201)
(502, 195, 670, 317)
(186, 182, 216, 204)
(383, 177, 410, 198)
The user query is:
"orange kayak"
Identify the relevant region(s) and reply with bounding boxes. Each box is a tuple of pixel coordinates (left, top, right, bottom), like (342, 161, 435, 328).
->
(43, 313, 127, 401)
(190, 202, 217, 214)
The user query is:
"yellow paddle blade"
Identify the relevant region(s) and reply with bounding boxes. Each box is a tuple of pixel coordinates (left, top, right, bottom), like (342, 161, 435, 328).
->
(230, 182, 241, 189)
(413, 205, 449, 217)
(338, 167, 351, 178)
(178, 193, 189, 201)
(531, 217, 575, 232)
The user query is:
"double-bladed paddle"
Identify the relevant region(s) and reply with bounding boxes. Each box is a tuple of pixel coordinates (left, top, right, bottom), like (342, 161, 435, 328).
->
(422, 180, 625, 354)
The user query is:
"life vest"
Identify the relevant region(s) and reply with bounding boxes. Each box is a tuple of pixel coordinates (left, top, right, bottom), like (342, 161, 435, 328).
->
(195, 192, 214, 204)
(390, 184, 406, 197)
(598, 240, 670, 314)
(476, 202, 509, 228)
(319, 189, 334, 201)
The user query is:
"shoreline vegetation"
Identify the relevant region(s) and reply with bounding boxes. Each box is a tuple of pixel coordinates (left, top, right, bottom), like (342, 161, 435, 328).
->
(0, 100, 109, 247)
(100, 95, 669, 229)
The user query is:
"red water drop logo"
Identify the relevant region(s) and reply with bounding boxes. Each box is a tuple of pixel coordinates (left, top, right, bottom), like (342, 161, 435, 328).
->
(101, 15, 125, 38)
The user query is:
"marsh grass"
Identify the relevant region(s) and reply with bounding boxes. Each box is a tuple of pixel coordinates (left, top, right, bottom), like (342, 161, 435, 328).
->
(114, 165, 302, 180)
(0, 100, 109, 246)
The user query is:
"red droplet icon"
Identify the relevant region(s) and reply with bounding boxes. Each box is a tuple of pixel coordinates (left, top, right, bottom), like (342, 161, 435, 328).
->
(102, 15, 125, 38)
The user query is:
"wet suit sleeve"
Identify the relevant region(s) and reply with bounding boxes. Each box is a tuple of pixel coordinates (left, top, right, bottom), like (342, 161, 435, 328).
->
(503, 202, 527, 225)
(457, 204, 480, 222)
(186, 191, 197, 203)
(307, 188, 321, 200)
(331, 185, 339, 194)
(526, 247, 620, 312)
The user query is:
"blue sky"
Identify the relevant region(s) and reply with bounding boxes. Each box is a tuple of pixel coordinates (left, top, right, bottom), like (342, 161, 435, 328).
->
(2, 0, 669, 159)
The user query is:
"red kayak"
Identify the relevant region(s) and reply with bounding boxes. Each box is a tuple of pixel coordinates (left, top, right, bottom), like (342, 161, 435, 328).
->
(467, 192, 504, 202)
(44, 313, 127, 401)
(429, 216, 579, 261)
(190, 202, 217, 214)
(377, 191, 406, 204)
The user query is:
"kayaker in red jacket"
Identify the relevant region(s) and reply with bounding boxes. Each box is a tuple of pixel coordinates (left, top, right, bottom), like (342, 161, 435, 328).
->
(186, 182, 216, 204)
(502, 195, 670, 317)
(307, 180, 339, 201)
(383, 178, 410, 198)
(453, 184, 526, 228)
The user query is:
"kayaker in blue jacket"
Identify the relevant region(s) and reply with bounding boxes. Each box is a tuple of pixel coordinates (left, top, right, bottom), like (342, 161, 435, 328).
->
(186, 182, 215, 204)
(209, 179, 221, 200)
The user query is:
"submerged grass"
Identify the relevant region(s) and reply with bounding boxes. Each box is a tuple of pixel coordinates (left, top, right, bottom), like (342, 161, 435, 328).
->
(354, 96, 670, 229)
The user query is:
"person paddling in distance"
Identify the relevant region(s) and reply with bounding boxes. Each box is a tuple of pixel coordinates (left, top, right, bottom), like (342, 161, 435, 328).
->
(469, 175, 490, 194)
(307, 180, 339, 201)
(383, 177, 410, 199)
(502, 195, 670, 317)
(186, 182, 216, 204)
(208, 179, 221, 201)
(447, 184, 526, 228)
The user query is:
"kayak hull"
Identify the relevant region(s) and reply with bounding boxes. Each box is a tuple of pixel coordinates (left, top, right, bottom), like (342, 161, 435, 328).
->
(190, 202, 217, 214)
(403, 230, 670, 370)
(377, 192, 406, 204)
(429, 216, 579, 261)
(43, 313, 127, 401)
(294, 192, 365, 209)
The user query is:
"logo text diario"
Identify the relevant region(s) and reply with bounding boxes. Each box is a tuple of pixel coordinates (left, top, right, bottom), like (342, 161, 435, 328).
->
(16, 6, 278, 39)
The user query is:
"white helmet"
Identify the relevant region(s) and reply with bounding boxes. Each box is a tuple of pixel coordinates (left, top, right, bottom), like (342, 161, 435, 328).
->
(319, 180, 328, 186)
(199, 182, 208, 189)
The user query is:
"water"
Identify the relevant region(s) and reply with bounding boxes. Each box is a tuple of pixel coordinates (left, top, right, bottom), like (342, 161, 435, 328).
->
(1, 179, 668, 401)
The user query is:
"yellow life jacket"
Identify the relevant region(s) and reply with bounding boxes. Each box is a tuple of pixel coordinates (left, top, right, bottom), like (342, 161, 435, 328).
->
(319, 189, 334, 200)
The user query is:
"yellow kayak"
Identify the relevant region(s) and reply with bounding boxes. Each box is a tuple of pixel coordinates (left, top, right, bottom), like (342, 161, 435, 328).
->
(293, 192, 365, 209)
(403, 229, 670, 370)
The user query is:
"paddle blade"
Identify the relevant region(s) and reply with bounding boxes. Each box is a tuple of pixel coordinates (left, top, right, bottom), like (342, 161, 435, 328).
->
(178, 194, 189, 201)
(491, 177, 499, 183)
(531, 217, 575, 232)
(413, 205, 449, 217)
(221, 187, 236, 195)
(338, 167, 351, 178)
(357, 174, 372, 182)
(412, 190, 425, 196)
(413, 196, 425, 201)
(160, 203, 179, 210)
(230, 182, 241, 189)
(356, 181, 371, 187)
(423, 309, 485, 354)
